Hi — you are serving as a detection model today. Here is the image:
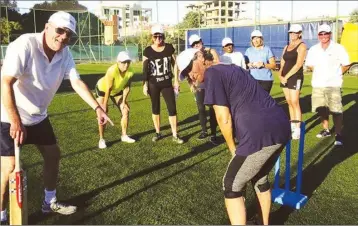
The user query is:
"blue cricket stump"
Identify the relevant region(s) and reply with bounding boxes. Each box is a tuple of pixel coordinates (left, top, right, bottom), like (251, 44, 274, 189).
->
(271, 122, 308, 209)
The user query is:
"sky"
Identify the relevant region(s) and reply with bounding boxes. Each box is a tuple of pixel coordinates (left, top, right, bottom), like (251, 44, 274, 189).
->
(16, 1, 358, 25)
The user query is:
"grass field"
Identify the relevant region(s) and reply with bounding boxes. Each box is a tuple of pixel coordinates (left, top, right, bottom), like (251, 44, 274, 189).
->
(21, 63, 358, 224)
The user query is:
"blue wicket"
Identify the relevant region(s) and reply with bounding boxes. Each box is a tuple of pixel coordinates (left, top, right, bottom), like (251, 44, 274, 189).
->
(271, 122, 308, 209)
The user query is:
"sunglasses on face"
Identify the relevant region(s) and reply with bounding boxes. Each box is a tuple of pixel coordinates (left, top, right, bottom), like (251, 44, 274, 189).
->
(224, 44, 233, 48)
(153, 35, 163, 40)
(318, 32, 331, 36)
(55, 27, 73, 38)
(289, 32, 300, 34)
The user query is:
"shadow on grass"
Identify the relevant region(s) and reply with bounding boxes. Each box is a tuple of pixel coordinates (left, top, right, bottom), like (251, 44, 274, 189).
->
(269, 92, 358, 224)
(28, 145, 225, 224)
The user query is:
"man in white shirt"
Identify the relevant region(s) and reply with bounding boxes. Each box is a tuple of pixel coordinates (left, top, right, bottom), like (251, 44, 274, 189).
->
(220, 37, 246, 69)
(305, 24, 350, 146)
(0, 11, 112, 222)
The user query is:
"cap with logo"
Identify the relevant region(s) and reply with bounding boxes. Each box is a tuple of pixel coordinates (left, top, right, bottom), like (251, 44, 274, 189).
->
(250, 30, 263, 38)
(288, 24, 303, 33)
(116, 51, 131, 62)
(318, 24, 331, 33)
(48, 11, 77, 35)
(222, 37, 233, 47)
(189, 34, 201, 46)
(177, 48, 200, 81)
(151, 24, 164, 34)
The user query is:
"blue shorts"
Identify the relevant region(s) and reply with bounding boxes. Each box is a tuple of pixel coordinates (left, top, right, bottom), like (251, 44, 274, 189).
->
(1, 117, 57, 156)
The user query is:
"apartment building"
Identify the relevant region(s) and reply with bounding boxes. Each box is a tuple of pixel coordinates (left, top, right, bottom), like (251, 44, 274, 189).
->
(186, 1, 248, 27)
(95, 1, 152, 42)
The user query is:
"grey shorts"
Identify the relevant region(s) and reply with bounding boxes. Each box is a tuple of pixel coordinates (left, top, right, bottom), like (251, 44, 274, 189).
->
(311, 87, 343, 113)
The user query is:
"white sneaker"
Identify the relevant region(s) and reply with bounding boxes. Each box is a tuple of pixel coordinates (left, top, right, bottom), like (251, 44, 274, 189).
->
(292, 127, 300, 140)
(121, 135, 136, 143)
(98, 138, 107, 149)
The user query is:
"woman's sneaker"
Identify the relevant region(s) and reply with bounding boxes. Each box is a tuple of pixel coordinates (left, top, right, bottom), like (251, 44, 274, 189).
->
(334, 134, 343, 146)
(121, 135, 136, 143)
(152, 133, 162, 142)
(42, 200, 77, 215)
(172, 135, 184, 144)
(316, 129, 331, 138)
(197, 132, 208, 140)
(98, 138, 107, 149)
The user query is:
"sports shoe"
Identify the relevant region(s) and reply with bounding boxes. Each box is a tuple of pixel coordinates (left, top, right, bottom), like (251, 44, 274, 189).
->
(42, 200, 77, 215)
(316, 129, 331, 138)
(197, 132, 208, 140)
(152, 133, 162, 142)
(121, 135, 136, 143)
(98, 138, 107, 149)
(172, 135, 184, 144)
(292, 127, 301, 140)
(209, 136, 219, 145)
(334, 134, 343, 146)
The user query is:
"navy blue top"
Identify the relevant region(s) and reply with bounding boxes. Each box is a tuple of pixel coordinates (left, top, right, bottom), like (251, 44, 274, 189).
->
(203, 64, 291, 156)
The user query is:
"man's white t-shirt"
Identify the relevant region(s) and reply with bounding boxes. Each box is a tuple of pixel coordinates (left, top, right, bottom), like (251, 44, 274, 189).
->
(1, 32, 80, 126)
(305, 41, 350, 88)
(220, 52, 247, 69)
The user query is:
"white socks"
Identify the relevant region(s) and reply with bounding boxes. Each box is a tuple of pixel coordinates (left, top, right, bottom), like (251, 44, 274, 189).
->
(1, 209, 7, 222)
(44, 189, 57, 204)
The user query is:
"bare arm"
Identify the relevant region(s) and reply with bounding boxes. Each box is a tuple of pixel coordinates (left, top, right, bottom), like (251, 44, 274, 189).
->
(210, 49, 220, 63)
(278, 45, 288, 76)
(1, 75, 26, 144)
(342, 65, 350, 74)
(171, 54, 180, 86)
(264, 56, 277, 70)
(283, 43, 307, 79)
(213, 105, 236, 156)
(102, 73, 114, 112)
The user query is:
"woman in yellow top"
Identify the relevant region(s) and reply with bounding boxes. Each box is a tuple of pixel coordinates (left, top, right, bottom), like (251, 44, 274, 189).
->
(95, 51, 135, 149)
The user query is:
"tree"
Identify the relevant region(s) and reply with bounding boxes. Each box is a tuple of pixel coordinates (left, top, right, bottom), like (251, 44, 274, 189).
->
(349, 8, 358, 23)
(0, 17, 21, 44)
(0, 0, 17, 8)
(176, 11, 202, 39)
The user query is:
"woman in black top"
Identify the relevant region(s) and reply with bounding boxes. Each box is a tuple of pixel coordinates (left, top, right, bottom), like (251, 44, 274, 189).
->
(142, 24, 183, 144)
(279, 24, 307, 140)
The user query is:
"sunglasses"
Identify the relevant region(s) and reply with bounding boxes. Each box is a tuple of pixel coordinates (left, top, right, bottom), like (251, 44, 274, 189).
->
(318, 32, 331, 36)
(55, 27, 73, 38)
(153, 35, 163, 40)
(289, 32, 301, 34)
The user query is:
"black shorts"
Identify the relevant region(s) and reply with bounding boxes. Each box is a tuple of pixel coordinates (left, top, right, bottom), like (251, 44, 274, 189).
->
(257, 80, 273, 93)
(1, 117, 57, 156)
(94, 85, 123, 98)
(280, 75, 304, 90)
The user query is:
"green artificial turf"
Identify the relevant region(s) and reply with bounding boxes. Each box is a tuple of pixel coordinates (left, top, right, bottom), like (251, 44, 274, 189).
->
(19, 64, 358, 224)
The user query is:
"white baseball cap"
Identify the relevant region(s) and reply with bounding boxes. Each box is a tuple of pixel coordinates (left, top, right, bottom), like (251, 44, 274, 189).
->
(177, 48, 200, 81)
(151, 24, 164, 34)
(318, 24, 331, 33)
(222, 37, 233, 47)
(48, 11, 77, 35)
(288, 24, 303, 33)
(116, 51, 131, 62)
(189, 34, 201, 46)
(251, 30, 263, 38)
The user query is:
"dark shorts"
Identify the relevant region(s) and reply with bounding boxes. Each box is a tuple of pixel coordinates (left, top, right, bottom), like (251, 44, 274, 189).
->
(1, 117, 57, 156)
(280, 75, 304, 90)
(94, 85, 123, 98)
(257, 80, 273, 93)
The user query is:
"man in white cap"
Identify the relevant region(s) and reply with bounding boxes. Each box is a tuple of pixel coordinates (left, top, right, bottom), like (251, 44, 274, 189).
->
(220, 37, 246, 69)
(95, 51, 136, 149)
(0, 11, 113, 221)
(305, 24, 350, 146)
(177, 48, 290, 225)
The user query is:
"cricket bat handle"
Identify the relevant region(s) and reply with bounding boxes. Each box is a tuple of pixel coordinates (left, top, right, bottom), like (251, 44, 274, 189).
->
(14, 141, 21, 172)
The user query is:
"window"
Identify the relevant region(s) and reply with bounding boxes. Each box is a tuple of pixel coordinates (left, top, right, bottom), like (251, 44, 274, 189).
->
(133, 10, 140, 16)
(228, 2, 233, 7)
(214, 2, 219, 7)
(113, 9, 119, 15)
(104, 9, 109, 15)
(126, 13, 130, 18)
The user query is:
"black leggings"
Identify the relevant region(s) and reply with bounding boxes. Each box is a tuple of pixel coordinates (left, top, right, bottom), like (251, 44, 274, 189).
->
(195, 89, 217, 136)
(148, 82, 177, 116)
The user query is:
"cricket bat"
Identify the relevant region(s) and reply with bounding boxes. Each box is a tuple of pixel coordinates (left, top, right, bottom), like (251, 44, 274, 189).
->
(9, 141, 28, 225)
